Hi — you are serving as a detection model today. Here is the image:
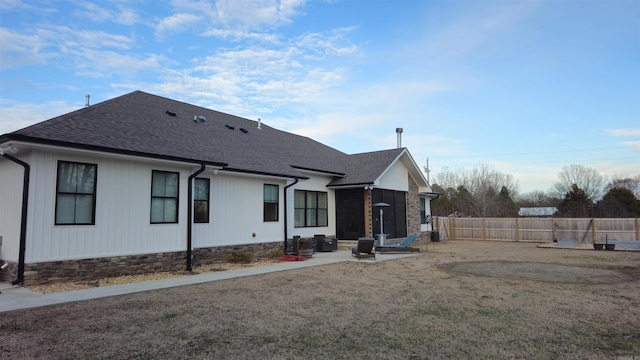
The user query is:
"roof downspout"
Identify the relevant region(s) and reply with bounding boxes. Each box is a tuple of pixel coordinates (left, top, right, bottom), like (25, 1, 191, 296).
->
(428, 192, 441, 232)
(283, 178, 299, 253)
(0, 152, 29, 285)
(187, 163, 206, 272)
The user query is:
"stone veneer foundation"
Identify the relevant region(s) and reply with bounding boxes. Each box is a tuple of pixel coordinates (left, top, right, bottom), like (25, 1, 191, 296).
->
(0, 242, 282, 286)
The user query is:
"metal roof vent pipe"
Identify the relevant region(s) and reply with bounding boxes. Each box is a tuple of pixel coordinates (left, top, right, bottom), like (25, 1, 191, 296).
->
(258, 118, 262, 130)
(85, 94, 90, 107)
(396, 127, 403, 148)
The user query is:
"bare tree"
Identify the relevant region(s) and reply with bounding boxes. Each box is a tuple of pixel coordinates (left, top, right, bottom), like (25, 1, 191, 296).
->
(551, 164, 604, 201)
(433, 162, 519, 217)
(518, 190, 554, 207)
(604, 175, 640, 199)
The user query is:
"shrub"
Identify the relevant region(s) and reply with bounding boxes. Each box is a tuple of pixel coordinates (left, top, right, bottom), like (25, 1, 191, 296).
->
(228, 251, 252, 264)
(267, 250, 284, 259)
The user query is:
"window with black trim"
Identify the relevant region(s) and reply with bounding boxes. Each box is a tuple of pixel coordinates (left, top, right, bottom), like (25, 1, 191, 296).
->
(151, 170, 179, 224)
(194, 178, 209, 223)
(55, 161, 97, 225)
(420, 197, 428, 224)
(294, 190, 328, 227)
(263, 184, 279, 221)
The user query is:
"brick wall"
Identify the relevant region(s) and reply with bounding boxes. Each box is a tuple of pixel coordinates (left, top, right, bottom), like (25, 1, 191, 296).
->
(1, 242, 282, 286)
(406, 176, 422, 238)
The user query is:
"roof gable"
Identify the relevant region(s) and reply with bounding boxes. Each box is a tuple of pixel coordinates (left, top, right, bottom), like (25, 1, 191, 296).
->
(327, 148, 404, 187)
(328, 148, 429, 190)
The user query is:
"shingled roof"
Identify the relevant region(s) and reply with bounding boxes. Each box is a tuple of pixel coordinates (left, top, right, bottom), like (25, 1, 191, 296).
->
(1, 91, 419, 185)
(328, 148, 405, 187)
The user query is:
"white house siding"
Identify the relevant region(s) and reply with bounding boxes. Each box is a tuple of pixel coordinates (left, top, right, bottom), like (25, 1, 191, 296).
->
(377, 160, 409, 192)
(288, 173, 336, 239)
(25, 150, 193, 262)
(193, 171, 286, 248)
(0, 155, 28, 262)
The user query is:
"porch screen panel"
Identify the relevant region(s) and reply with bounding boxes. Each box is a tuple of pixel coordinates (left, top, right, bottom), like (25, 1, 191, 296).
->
(394, 191, 407, 238)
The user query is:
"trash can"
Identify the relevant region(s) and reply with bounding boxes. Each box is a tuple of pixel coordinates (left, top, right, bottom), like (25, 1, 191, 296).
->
(431, 231, 440, 242)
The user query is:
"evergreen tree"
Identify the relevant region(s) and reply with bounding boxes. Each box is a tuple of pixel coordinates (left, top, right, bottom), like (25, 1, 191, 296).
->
(498, 186, 516, 217)
(431, 184, 456, 216)
(557, 184, 593, 217)
(596, 187, 640, 218)
(454, 185, 475, 216)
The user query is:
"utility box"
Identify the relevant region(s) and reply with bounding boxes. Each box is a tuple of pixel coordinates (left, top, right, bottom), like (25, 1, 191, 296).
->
(315, 234, 337, 252)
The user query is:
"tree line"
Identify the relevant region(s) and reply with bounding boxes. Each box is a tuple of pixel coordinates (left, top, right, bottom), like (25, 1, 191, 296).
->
(431, 163, 640, 218)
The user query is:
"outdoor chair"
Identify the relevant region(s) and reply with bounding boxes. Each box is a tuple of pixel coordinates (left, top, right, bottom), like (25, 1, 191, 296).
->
(351, 238, 376, 260)
(375, 234, 420, 253)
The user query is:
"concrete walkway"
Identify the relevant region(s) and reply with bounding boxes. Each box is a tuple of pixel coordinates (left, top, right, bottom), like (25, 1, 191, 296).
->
(0, 250, 418, 313)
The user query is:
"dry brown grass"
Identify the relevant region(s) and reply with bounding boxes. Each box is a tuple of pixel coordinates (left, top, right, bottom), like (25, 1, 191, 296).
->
(1, 240, 639, 359)
(29, 259, 280, 294)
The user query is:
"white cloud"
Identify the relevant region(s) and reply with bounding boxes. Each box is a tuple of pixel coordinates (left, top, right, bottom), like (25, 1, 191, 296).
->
(73, 2, 142, 26)
(0, 28, 50, 68)
(0, 99, 80, 134)
(7, 25, 134, 57)
(622, 141, 640, 151)
(201, 28, 281, 43)
(606, 129, 640, 150)
(72, 49, 168, 77)
(0, 0, 57, 12)
(155, 13, 202, 37)
(607, 128, 640, 137)
(296, 27, 360, 57)
(54, 27, 133, 50)
(1, 24, 160, 77)
(160, 0, 306, 39)
(207, 0, 305, 29)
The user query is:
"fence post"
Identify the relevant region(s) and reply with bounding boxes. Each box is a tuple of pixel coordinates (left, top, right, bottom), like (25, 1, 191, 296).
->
(592, 218, 597, 244)
(483, 218, 487, 241)
(636, 218, 639, 241)
(551, 218, 557, 242)
(515, 217, 519, 242)
(451, 217, 456, 240)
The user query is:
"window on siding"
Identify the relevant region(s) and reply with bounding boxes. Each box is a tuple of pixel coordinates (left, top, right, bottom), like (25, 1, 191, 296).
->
(194, 178, 209, 223)
(294, 190, 328, 227)
(151, 170, 179, 224)
(55, 161, 97, 225)
(263, 184, 279, 222)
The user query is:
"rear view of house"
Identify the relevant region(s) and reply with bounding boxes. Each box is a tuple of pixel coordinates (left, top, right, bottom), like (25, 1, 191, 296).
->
(0, 91, 435, 285)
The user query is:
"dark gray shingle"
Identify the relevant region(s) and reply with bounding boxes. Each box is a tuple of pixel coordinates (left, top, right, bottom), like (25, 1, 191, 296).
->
(3, 91, 405, 182)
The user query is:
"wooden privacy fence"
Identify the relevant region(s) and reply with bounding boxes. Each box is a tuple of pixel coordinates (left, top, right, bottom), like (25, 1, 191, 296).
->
(433, 217, 640, 243)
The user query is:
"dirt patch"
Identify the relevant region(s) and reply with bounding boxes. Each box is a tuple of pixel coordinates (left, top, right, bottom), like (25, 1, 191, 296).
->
(443, 260, 637, 284)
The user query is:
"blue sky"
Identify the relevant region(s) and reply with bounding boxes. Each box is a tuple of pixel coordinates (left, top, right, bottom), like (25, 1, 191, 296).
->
(1, 0, 638, 195)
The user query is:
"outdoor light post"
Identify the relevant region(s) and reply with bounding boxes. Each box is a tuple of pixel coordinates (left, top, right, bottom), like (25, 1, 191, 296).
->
(373, 202, 390, 245)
